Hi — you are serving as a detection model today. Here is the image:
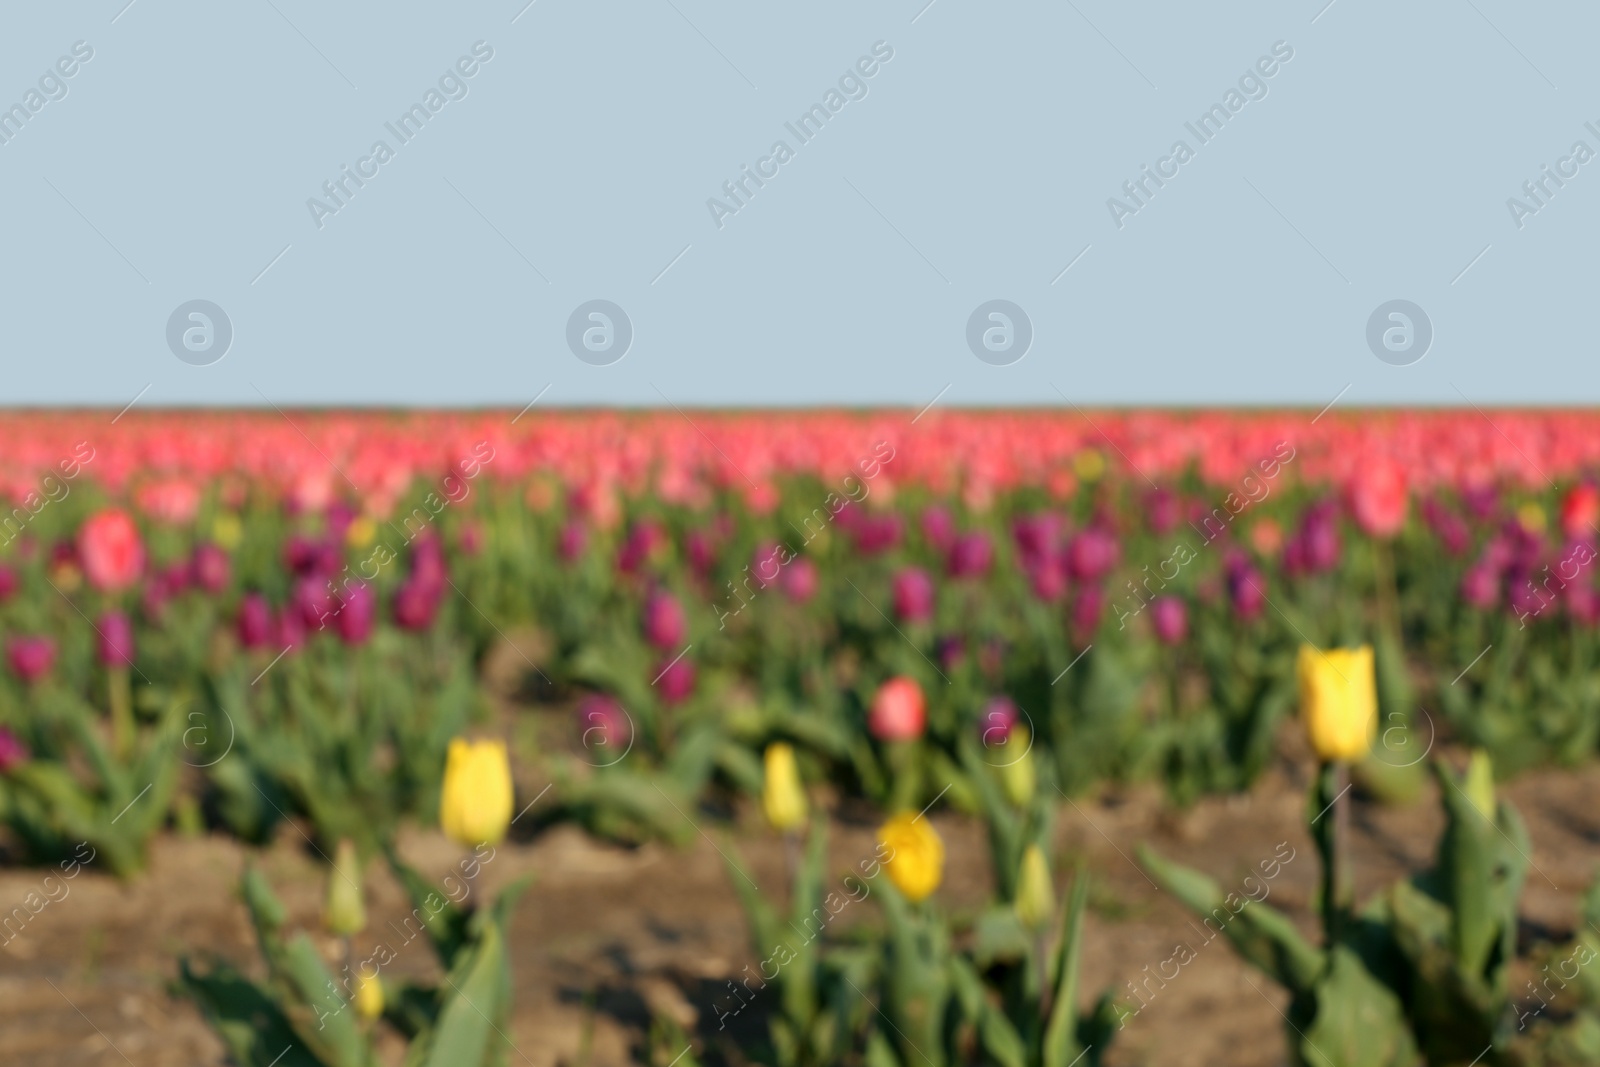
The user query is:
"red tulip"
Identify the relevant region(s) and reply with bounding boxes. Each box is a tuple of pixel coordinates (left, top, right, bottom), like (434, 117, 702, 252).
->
(1561, 483, 1600, 538)
(868, 676, 925, 742)
(78, 508, 144, 592)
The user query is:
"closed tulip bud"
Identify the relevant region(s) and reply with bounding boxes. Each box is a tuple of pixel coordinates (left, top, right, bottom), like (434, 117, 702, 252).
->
(352, 971, 384, 1022)
(891, 567, 935, 622)
(868, 676, 926, 742)
(323, 839, 366, 936)
(877, 812, 944, 903)
(237, 593, 274, 649)
(440, 738, 514, 848)
(1463, 749, 1496, 821)
(97, 610, 135, 669)
(998, 726, 1036, 808)
(1013, 845, 1056, 931)
(761, 743, 808, 832)
(1296, 645, 1377, 763)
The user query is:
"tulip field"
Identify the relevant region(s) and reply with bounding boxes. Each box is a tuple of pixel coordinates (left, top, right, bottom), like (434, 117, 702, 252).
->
(10, 409, 1600, 1066)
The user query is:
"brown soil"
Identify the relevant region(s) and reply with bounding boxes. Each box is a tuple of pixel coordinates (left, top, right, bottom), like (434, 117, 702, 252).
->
(3, 749, 1599, 1067)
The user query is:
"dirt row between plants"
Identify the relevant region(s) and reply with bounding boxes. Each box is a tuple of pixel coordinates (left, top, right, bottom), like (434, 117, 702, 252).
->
(1, 751, 1597, 1067)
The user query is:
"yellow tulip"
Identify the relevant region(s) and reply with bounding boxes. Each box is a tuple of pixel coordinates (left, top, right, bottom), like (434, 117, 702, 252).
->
(761, 743, 808, 832)
(1073, 449, 1106, 482)
(440, 738, 514, 847)
(1463, 749, 1496, 822)
(1297, 645, 1377, 763)
(323, 838, 367, 936)
(1516, 502, 1547, 535)
(345, 516, 377, 549)
(1013, 844, 1056, 931)
(998, 726, 1036, 809)
(212, 512, 244, 549)
(877, 812, 944, 903)
(352, 971, 384, 1021)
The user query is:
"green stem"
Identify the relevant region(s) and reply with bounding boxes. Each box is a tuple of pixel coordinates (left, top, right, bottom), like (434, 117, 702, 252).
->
(108, 667, 133, 761)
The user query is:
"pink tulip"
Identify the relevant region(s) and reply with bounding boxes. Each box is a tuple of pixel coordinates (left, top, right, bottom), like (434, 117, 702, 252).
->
(78, 508, 144, 592)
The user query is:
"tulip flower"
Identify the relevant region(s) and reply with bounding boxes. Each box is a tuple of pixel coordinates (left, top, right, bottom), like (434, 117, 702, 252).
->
(7, 636, 56, 684)
(334, 583, 376, 646)
(978, 696, 1018, 747)
(947, 531, 993, 578)
(921, 505, 955, 553)
(1296, 645, 1376, 764)
(324, 839, 367, 936)
(352, 971, 384, 1023)
(577, 696, 632, 757)
(1463, 749, 1496, 822)
(393, 577, 441, 631)
(0, 565, 16, 603)
(439, 738, 514, 848)
(868, 676, 925, 742)
(1348, 458, 1408, 538)
(1066, 527, 1119, 580)
(780, 556, 818, 603)
(1013, 844, 1056, 931)
(191, 542, 230, 593)
(998, 726, 1036, 808)
(761, 742, 808, 832)
(891, 567, 934, 623)
(642, 590, 687, 650)
(655, 657, 696, 703)
(1150, 596, 1188, 645)
(877, 811, 944, 903)
(558, 519, 588, 562)
(237, 593, 275, 649)
(1562, 483, 1600, 538)
(96, 609, 135, 668)
(0, 728, 30, 772)
(78, 508, 145, 592)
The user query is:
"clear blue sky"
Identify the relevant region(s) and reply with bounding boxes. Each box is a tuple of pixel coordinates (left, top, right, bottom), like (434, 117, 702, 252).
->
(0, 0, 1591, 409)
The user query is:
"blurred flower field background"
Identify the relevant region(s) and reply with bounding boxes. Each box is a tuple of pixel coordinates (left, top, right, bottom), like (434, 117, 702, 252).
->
(7, 409, 1600, 1065)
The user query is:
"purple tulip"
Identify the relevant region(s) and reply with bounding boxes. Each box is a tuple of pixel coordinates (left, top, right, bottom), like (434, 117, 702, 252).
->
(1226, 559, 1266, 621)
(947, 531, 994, 579)
(1071, 587, 1104, 639)
(1030, 559, 1067, 602)
(1508, 570, 1549, 622)
(655, 657, 696, 703)
(686, 530, 717, 576)
(782, 557, 818, 603)
(921, 506, 955, 553)
(285, 534, 323, 576)
(559, 519, 588, 562)
(7, 636, 56, 684)
(937, 635, 967, 673)
(851, 514, 903, 555)
(978, 696, 1019, 747)
(294, 576, 337, 630)
(237, 593, 274, 648)
(1461, 565, 1499, 609)
(1066, 528, 1120, 580)
(334, 583, 376, 645)
(393, 578, 441, 631)
(892, 567, 935, 622)
(192, 542, 230, 593)
(278, 606, 307, 651)
(97, 610, 136, 669)
(1568, 581, 1600, 626)
(1151, 596, 1188, 645)
(750, 543, 785, 587)
(1463, 485, 1500, 520)
(643, 590, 687, 650)
(617, 521, 663, 575)
(0, 727, 28, 773)
(1012, 513, 1062, 569)
(0, 565, 16, 603)
(410, 538, 446, 592)
(1146, 487, 1180, 535)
